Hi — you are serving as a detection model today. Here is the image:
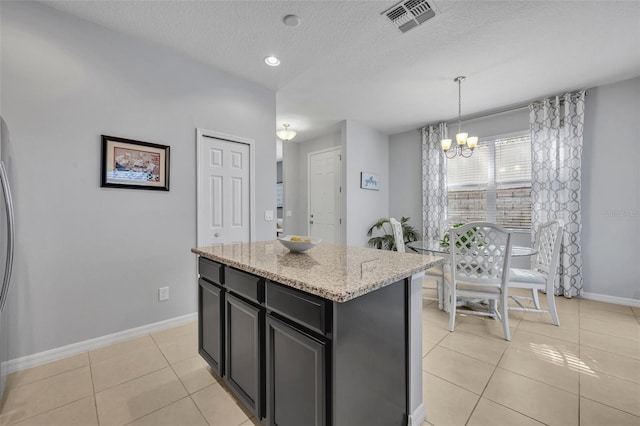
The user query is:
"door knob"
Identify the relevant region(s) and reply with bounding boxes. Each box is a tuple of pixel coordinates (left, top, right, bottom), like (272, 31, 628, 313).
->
(309, 221, 314, 224)
(214, 232, 220, 237)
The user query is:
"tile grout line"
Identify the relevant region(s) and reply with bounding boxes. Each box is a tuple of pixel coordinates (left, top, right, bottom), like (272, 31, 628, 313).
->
(1, 363, 95, 426)
(96, 330, 192, 426)
(119, 395, 199, 426)
(4, 354, 90, 392)
(579, 395, 640, 420)
(469, 305, 552, 426)
(87, 350, 101, 426)
(578, 307, 581, 426)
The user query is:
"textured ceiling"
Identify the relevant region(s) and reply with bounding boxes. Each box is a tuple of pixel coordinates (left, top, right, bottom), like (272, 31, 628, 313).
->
(45, 0, 640, 142)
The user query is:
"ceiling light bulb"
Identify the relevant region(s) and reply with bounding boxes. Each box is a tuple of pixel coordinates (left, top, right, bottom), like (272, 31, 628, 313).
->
(264, 56, 280, 67)
(456, 132, 468, 145)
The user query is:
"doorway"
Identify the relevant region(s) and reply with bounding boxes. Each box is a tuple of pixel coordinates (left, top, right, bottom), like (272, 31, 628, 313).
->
(196, 129, 254, 247)
(308, 147, 342, 243)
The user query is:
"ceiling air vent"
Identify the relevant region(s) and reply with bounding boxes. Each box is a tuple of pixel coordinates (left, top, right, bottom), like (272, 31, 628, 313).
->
(382, 0, 436, 33)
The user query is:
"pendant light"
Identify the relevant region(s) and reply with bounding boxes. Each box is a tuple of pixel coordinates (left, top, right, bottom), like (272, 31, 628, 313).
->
(440, 76, 478, 158)
(276, 123, 296, 141)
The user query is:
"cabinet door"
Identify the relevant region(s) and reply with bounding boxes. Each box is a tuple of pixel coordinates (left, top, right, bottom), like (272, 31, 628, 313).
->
(225, 293, 262, 418)
(266, 315, 326, 426)
(199, 279, 224, 376)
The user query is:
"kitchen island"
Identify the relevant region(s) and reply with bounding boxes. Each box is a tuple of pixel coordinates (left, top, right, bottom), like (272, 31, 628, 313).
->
(192, 241, 443, 426)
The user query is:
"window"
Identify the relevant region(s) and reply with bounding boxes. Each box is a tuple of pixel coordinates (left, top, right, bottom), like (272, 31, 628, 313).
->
(446, 133, 532, 229)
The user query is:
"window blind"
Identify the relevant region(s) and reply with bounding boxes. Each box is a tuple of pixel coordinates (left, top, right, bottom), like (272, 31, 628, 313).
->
(447, 133, 532, 229)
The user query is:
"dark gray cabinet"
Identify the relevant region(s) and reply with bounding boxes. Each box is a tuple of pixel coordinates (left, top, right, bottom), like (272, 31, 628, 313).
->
(225, 293, 263, 418)
(266, 314, 326, 426)
(198, 278, 224, 376)
(198, 256, 408, 425)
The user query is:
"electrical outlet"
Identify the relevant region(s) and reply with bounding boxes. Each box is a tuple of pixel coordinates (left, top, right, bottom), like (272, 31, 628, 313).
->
(264, 210, 274, 221)
(159, 287, 169, 301)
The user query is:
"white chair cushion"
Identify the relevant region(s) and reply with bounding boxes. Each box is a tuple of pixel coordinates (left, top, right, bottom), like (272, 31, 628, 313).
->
(509, 268, 546, 284)
(425, 265, 443, 275)
(443, 273, 501, 294)
(457, 282, 501, 294)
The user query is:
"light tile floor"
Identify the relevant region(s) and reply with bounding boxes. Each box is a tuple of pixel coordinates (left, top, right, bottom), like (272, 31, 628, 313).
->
(0, 291, 638, 426)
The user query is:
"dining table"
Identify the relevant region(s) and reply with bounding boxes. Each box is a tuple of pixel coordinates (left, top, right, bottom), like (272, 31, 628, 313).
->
(407, 240, 536, 257)
(406, 240, 537, 312)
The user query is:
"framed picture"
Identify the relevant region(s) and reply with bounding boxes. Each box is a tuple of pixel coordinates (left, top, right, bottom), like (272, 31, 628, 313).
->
(101, 135, 170, 191)
(360, 172, 379, 190)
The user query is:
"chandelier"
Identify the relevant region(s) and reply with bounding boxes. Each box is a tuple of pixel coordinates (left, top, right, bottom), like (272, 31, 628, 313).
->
(276, 123, 296, 141)
(440, 76, 478, 158)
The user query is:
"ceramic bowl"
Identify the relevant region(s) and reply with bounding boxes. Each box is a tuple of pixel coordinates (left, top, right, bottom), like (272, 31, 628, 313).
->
(278, 235, 322, 253)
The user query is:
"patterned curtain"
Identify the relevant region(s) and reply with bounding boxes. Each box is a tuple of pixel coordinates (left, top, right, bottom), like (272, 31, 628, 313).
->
(421, 123, 448, 242)
(529, 91, 586, 297)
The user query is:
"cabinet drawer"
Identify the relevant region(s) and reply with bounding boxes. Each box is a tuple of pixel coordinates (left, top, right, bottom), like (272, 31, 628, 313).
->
(266, 281, 327, 335)
(199, 257, 224, 285)
(226, 267, 262, 303)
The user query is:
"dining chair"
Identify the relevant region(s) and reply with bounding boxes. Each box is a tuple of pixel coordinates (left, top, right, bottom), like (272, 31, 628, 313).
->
(444, 222, 513, 341)
(424, 216, 466, 310)
(389, 217, 405, 253)
(391, 218, 442, 307)
(508, 220, 564, 326)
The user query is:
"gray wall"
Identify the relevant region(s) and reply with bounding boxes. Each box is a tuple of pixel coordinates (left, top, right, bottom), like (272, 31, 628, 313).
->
(1, 1, 275, 359)
(389, 129, 423, 234)
(389, 77, 640, 300)
(344, 120, 389, 247)
(582, 76, 640, 300)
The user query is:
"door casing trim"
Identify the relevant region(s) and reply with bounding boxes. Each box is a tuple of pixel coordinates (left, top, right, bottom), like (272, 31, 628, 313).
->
(196, 128, 255, 247)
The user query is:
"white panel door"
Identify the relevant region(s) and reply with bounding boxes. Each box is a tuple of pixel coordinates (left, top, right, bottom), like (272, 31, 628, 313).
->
(198, 136, 250, 246)
(308, 148, 342, 243)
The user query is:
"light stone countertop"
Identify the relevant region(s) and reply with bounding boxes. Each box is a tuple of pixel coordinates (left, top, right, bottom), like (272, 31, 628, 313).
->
(192, 240, 444, 302)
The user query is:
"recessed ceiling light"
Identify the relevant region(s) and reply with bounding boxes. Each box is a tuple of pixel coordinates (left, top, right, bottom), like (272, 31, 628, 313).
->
(264, 56, 280, 67)
(283, 14, 301, 27)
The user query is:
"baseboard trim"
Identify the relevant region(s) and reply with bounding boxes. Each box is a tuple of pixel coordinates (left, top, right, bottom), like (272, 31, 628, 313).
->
(4, 312, 198, 375)
(408, 403, 426, 425)
(581, 292, 640, 308)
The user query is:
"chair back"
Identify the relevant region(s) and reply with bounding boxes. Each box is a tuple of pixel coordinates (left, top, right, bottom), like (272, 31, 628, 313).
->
(449, 222, 513, 288)
(389, 218, 405, 253)
(531, 220, 564, 281)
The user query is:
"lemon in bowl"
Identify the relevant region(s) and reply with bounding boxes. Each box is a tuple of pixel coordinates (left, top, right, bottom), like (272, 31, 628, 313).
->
(278, 235, 322, 252)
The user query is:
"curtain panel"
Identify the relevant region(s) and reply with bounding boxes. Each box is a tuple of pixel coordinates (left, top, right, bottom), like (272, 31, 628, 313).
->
(529, 91, 586, 297)
(421, 123, 448, 242)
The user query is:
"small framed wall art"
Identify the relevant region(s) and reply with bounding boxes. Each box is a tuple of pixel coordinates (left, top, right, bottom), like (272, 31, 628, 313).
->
(360, 172, 379, 191)
(101, 135, 170, 191)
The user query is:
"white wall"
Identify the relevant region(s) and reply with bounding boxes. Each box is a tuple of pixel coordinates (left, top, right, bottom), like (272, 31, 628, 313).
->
(1, 1, 275, 359)
(344, 120, 389, 247)
(582, 76, 640, 300)
(389, 78, 640, 300)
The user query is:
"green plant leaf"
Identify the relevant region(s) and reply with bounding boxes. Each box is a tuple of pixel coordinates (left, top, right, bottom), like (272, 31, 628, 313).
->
(367, 217, 418, 251)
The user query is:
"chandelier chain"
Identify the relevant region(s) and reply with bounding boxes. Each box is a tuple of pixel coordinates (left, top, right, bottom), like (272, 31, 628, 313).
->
(458, 78, 462, 134)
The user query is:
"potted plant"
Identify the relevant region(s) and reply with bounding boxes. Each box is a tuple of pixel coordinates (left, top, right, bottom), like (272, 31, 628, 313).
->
(440, 223, 484, 249)
(367, 217, 419, 251)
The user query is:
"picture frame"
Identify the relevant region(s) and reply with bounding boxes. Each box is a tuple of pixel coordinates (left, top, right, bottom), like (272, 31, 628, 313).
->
(360, 172, 379, 191)
(101, 135, 170, 191)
